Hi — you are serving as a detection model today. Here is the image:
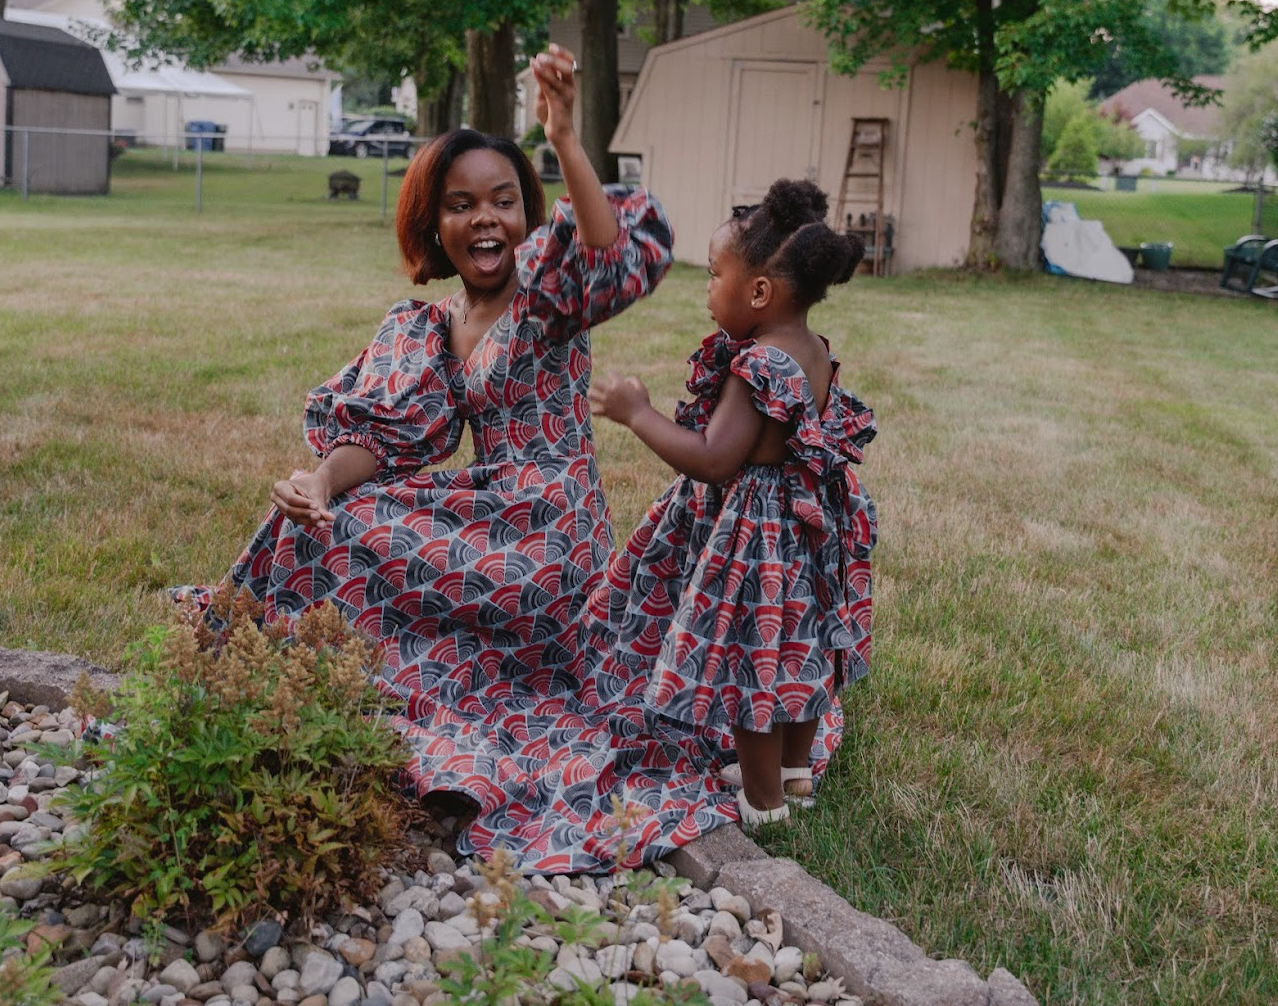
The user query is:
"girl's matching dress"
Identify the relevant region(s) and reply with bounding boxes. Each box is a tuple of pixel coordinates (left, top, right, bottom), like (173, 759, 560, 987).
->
(586, 329, 877, 765)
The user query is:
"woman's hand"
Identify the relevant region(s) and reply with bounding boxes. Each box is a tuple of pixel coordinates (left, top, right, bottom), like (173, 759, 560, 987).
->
(533, 42, 577, 146)
(270, 469, 336, 528)
(589, 373, 652, 428)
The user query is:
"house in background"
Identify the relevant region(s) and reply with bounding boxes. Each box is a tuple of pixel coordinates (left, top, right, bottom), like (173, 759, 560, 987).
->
(1099, 75, 1277, 184)
(9, 0, 337, 155)
(609, 5, 980, 273)
(0, 18, 115, 193)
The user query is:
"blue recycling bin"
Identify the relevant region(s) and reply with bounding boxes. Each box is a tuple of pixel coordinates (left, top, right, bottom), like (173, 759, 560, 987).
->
(185, 120, 220, 151)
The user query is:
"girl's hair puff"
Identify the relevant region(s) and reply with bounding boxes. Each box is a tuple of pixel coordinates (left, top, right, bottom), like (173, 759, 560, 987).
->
(396, 130, 546, 285)
(730, 178, 865, 308)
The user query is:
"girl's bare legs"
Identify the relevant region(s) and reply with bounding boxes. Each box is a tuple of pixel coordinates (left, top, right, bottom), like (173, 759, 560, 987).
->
(731, 726, 785, 811)
(781, 720, 818, 797)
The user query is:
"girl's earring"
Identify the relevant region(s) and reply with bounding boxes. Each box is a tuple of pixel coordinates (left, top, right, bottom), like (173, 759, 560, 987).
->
(434, 233, 441, 246)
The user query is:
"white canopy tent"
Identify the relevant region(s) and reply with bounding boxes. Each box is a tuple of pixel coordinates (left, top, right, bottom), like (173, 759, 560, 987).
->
(5, 8, 253, 147)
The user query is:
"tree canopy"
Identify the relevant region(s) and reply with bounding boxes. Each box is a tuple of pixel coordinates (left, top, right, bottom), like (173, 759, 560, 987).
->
(100, 0, 561, 134)
(805, 0, 1278, 269)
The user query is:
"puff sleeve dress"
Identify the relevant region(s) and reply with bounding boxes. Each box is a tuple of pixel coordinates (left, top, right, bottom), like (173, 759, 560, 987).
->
(180, 185, 673, 723)
(586, 329, 878, 741)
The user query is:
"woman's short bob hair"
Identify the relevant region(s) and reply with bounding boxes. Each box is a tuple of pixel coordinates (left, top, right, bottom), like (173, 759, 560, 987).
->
(397, 129, 547, 285)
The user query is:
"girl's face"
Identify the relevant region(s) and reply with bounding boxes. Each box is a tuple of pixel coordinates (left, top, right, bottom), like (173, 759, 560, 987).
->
(437, 148, 528, 292)
(706, 223, 756, 339)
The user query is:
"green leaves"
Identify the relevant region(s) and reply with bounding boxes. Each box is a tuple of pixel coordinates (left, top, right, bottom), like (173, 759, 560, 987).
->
(49, 602, 417, 929)
(0, 916, 61, 1006)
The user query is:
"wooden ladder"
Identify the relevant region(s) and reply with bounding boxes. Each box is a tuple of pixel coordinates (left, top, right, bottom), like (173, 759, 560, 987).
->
(834, 117, 889, 277)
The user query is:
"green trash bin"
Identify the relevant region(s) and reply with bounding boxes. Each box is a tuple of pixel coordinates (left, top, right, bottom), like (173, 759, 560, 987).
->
(1139, 241, 1173, 271)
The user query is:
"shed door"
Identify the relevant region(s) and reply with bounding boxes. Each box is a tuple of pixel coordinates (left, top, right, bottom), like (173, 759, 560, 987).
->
(725, 61, 822, 210)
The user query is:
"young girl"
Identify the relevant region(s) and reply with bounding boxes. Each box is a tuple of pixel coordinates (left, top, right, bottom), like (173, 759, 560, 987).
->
(588, 179, 877, 826)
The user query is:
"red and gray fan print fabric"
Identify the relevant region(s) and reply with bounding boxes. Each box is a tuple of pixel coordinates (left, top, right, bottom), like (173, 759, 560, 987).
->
(176, 192, 877, 872)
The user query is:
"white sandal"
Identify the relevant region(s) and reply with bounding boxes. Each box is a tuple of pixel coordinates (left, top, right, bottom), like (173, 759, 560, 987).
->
(781, 766, 813, 797)
(737, 792, 790, 828)
(720, 764, 814, 798)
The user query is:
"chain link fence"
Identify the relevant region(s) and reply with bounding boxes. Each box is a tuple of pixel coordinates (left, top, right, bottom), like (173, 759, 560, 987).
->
(1, 124, 431, 217)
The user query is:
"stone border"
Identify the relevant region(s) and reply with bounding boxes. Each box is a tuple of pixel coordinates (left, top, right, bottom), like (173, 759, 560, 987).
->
(2, 651, 1038, 1005)
(0, 649, 120, 712)
(665, 829, 1038, 1005)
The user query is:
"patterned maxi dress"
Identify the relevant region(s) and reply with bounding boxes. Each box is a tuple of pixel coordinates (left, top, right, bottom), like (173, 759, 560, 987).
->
(583, 330, 878, 764)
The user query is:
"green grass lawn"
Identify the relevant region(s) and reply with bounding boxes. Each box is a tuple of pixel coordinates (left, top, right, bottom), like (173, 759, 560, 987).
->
(1042, 183, 1278, 268)
(3, 153, 1277, 1005)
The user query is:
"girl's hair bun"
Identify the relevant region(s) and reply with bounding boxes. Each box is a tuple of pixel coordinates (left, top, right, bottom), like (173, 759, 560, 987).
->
(836, 232, 866, 284)
(762, 178, 828, 231)
(729, 176, 861, 308)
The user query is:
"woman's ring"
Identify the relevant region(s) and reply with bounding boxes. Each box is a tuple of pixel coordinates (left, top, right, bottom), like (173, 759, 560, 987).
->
(572, 60, 579, 73)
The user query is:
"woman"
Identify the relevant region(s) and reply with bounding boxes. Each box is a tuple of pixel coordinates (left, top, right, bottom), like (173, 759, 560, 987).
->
(182, 45, 677, 867)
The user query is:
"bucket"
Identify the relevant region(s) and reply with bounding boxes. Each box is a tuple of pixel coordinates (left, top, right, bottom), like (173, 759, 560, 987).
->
(1117, 246, 1140, 267)
(1139, 242, 1173, 271)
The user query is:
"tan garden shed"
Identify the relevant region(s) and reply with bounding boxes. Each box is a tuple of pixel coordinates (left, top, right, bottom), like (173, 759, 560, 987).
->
(609, 6, 980, 273)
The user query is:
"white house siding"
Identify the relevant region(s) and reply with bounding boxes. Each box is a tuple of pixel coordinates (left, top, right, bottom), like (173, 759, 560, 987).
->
(186, 72, 329, 155)
(611, 7, 979, 272)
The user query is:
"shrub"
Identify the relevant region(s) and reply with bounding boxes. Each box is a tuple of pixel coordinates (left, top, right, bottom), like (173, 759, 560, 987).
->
(0, 916, 60, 1006)
(1047, 115, 1100, 179)
(51, 592, 418, 929)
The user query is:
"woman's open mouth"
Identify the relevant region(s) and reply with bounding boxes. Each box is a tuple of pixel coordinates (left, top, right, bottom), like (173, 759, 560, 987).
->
(469, 238, 506, 273)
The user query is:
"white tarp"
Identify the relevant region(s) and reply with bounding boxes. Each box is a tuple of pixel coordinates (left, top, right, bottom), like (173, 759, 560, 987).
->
(5, 9, 251, 98)
(1041, 201, 1134, 285)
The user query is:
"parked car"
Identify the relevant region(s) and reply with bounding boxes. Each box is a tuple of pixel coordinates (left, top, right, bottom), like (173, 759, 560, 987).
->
(328, 117, 412, 158)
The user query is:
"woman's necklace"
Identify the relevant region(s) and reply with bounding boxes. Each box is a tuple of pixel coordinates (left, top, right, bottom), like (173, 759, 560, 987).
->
(460, 289, 493, 324)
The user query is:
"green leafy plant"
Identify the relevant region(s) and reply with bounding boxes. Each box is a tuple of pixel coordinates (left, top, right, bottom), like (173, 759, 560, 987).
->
(50, 591, 418, 930)
(0, 916, 61, 1006)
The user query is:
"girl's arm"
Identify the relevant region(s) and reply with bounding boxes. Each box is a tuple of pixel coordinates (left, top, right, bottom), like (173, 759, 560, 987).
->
(533, 43, 619, 249)
(590, 373, 765, 484)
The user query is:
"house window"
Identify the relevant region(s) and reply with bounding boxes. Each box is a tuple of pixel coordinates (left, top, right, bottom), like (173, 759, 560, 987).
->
(126, 96, 144, 105)
(1144, 139, 1157, 159)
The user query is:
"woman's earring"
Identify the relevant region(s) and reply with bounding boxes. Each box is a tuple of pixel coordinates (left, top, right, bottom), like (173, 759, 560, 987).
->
(434, 232, 441, 246)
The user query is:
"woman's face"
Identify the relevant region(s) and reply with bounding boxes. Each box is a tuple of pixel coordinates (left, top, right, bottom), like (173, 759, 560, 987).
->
(437, 148, 528, 292)
(706, 223, 755, 338)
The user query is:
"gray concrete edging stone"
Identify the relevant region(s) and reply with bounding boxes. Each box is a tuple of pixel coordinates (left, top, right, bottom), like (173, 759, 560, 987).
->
(2, 654, 1037, 1006)
(664, 825, 1039, 1006)
(0, 648, 120, 711)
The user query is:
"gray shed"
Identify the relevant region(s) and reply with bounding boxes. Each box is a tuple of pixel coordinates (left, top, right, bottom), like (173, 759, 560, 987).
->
(0, 19, 116, 194)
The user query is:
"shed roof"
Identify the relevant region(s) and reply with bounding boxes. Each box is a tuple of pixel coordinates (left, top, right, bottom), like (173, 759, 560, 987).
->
(0, 18, 115, 95)
(4, 8, 251, 98)
(1098, 75, 1225, 138)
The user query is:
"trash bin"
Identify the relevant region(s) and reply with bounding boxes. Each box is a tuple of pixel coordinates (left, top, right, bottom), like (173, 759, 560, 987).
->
(212, 124, 227, 152)
(1139, 241, 1173, 271)
(185, 120, 218, 151)
(1115, 175, 1138, 192)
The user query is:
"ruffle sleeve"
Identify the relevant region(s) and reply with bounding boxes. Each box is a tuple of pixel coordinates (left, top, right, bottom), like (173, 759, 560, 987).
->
(674, 329, 750, 430)
(515, 185, 674, 343)
(304, 300, 463, 479)
(728, 347, 877, 479)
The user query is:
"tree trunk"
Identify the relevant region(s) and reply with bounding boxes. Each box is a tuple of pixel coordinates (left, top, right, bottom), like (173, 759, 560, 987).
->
(579, 0, 620, 183)
(422, 68, 463, 137)
(994, 91, 1045, 271)
(673, 0, 685, 40)
(1253, 178, 1266, 233)
(465, 22, 516, 137)
(964, 0, 999, 270)
(965, 66, 1001, 270)
(653, 0, 671, 44)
